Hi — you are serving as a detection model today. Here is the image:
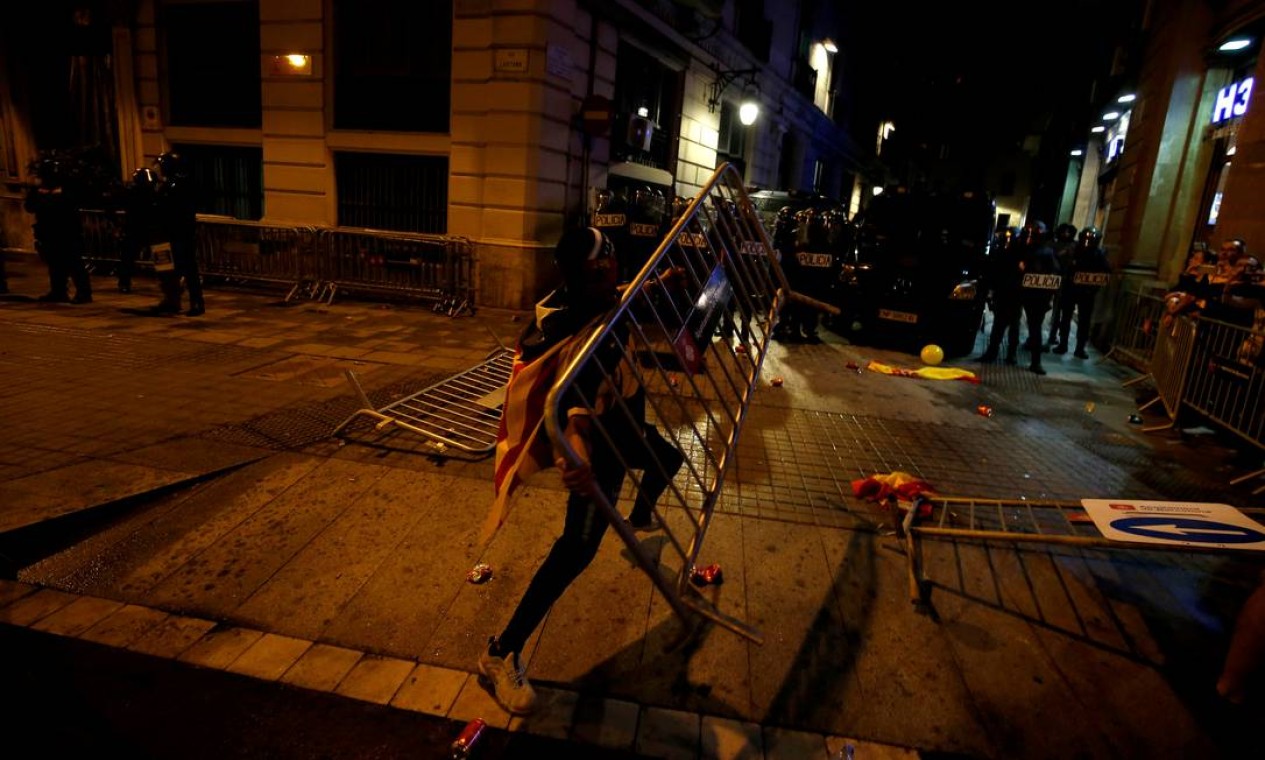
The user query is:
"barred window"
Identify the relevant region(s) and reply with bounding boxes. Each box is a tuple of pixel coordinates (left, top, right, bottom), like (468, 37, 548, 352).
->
(161, 1, 261, 128)
(172, 143, 263, 220)
(333, 0, 452, 132)
(335, 152, 448, 233)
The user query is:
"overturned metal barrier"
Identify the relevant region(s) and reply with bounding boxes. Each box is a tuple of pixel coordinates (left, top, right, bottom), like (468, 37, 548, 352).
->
(899, 496, 1265, 604)
(333, 347, 515, 455)
(542, 164, 834, 644)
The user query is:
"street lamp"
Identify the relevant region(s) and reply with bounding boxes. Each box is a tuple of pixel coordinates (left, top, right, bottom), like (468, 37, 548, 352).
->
(1102, 110, 1121, 121)
(1219, 37, 1252, 52)
(739, 100, 760, 126)
(707, 65, 759, 119)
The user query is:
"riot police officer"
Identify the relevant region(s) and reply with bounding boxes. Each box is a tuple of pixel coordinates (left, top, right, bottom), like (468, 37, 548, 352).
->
(1046, 223, 1078, 347)
(118, 167, 159, 294)
(151, 152, 204, 316)
(23, 155, 92, 304)
(1053, 227, 1110, 358)
(977, 225, 1024, 364)
(1016, 221, 1060, 374)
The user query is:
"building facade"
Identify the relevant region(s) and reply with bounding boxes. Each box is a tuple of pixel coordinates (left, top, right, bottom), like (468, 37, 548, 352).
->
(0, 0, 870, 308)
(1067, 0, 1265, 288)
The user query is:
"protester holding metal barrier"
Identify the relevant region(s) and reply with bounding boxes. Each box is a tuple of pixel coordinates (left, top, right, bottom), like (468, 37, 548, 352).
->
(479, 226, 671, 715)
(151, 152, 205, 316)
(1052, 226, 1110, 358)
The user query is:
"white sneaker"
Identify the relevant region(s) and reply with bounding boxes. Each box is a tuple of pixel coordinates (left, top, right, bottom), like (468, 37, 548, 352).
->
(478, 639, 537, 715)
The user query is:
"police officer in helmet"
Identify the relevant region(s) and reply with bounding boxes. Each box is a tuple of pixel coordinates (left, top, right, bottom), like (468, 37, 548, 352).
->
(151, 151, 205, 316)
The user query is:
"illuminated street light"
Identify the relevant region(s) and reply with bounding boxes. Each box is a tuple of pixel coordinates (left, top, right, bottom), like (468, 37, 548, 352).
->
(1117, 93, 1136, 103)
(1070, 149, 1084, 156)
(823, 39, 838, 54)
(1219, 37, 1252, 52)
(1102, 110, 1121, 121)
(1090, 125, 1106, 133)
(739, 99, 759, 126)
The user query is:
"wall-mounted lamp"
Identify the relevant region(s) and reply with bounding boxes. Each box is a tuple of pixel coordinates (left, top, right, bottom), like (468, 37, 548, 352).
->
(1070, 149, 1084, 157)
(1117, 93, 1136, 103)
(270, 53, 312, 76)
(1090, 125, 1106, 133)
(1219, 37, 1252, 52)
(707, 65, 759, 116)
(1102, 110, 1121, 121)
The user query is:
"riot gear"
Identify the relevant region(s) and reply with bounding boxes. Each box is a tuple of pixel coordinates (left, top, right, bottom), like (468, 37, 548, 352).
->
(1078, 226, 1102, 248)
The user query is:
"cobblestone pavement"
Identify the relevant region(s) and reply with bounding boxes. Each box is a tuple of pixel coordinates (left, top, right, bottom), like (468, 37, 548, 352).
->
(1, 256, 1262, 759)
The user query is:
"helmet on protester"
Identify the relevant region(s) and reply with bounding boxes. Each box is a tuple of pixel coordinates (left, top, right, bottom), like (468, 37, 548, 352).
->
(1078, 226, 1102, 248)
(1055, 223, 1077, 242)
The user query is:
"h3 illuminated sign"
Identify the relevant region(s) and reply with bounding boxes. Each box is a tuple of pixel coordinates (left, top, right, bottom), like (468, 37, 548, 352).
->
(1212, 76, 1253, 124)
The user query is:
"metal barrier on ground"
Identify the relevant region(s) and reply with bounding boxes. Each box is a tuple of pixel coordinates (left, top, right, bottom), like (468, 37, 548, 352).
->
(333, 347, 515, 455)
(899, 496, 1265, 604)
(542, 164, 836, 644)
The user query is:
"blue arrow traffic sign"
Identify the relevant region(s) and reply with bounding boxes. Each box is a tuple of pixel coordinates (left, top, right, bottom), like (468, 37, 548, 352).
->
(1110, 517, 1265, 544)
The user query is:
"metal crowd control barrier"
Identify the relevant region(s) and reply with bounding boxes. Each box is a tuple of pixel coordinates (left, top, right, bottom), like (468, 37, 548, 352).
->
(1182, 315, 1265, 493)
(196, 217, 321, 300)
(320, 228, 474, 313)
(1106, 285, 1166, 383)
(543, 164, 836, 644)
(333, 347, 515, 455)
(899, 497, 1265, 604)
(1136, 313, 1198, 432)
(79, 209, 133, 272)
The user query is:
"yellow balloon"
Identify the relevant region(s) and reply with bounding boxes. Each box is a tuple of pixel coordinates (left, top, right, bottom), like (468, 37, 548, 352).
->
(920, 344, 945, 366)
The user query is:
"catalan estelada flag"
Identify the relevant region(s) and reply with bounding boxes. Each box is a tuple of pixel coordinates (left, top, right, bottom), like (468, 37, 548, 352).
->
(479, 300, 603, 543)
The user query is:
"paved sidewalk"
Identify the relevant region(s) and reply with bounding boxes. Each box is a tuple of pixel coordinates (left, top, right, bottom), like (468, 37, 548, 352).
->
(2, 256, 1262, 759)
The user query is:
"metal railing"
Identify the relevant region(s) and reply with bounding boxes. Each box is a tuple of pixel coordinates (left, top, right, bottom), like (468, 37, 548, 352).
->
(196, 217, 321, 297)
(540, 164, 835, 644)
(1137, 312, 1198, 431)
(1106, 284, 1166, 376)
(78, 210, 474, 311)
(1182, 315, 1265, 489)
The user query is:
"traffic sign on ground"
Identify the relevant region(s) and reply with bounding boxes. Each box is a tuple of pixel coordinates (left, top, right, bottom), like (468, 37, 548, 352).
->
(1081, 499, 1265, 550)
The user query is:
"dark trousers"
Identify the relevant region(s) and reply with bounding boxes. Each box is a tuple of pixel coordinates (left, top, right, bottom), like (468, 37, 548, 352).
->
(1022, 296, 1052, 367)
(497, 442, 625, 656)
(41, 245, 90, 299)
(1057, 291, 1097, 351)
(158, 238, 203, 309)
(627, 422, 684, 525)
(984, 299, 1021, 359)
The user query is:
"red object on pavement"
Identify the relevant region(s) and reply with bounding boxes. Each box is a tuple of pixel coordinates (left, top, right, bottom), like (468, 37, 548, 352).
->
(976, 405, 993, 417)
(451, 718, 487, 758)
(690, 563, 724, 586)
(467, 564, 493, 584)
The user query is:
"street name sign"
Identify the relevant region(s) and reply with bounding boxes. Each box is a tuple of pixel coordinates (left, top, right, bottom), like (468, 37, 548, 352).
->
(1081, 499, 1265, 551)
